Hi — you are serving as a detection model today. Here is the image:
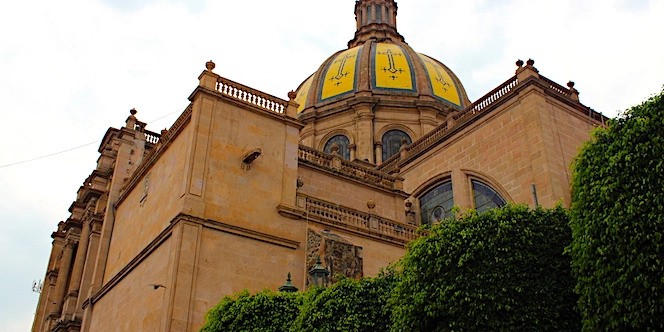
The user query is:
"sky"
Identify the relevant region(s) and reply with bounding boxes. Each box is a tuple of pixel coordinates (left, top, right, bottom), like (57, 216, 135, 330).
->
(0, 0, 662, 330)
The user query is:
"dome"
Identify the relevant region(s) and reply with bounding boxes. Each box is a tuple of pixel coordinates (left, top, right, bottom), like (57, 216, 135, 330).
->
(294, 0, 469, 115)
(294, 41, 469, 114)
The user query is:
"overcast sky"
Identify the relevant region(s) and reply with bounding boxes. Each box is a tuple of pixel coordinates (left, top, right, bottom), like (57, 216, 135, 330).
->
(1, 0, 662, 330)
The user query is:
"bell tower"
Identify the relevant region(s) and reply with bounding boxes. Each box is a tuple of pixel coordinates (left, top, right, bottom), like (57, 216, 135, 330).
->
(348, 0, 404, 48)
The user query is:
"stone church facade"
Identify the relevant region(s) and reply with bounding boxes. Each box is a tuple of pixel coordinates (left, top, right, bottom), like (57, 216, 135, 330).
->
(33, 1, 606, 331)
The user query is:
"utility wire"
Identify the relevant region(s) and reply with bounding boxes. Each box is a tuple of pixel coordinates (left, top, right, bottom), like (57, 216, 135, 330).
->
(0, 109, 183, 169)
(0, 141, 100, 168)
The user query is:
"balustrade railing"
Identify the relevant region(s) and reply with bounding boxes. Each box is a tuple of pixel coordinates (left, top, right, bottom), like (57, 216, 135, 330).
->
(298, 145, 333, 169)
(216, 76, 287, 114)
(455, 75, 519, 122)
(540, 75, 571, 97)
(144, 130, 161, 145)
(298, 145, 400, 190)
(302, 195, 417, 242)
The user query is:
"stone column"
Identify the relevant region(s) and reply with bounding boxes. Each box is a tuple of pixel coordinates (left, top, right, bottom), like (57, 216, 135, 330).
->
(63, 214, 93, 319)
(50, 240, 75, 321)
(375, 141, 383, 164)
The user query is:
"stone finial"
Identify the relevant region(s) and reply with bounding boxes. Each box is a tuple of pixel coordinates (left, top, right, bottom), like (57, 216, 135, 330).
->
(161, 128, 168, 136)
(567, 81, 580, 102)
(516, 58, 539, 80)
(199, 61, 220, 90)
(285, 90, 300, 118)
(205, 60, 215, 72)
(126, 108, 138, 129)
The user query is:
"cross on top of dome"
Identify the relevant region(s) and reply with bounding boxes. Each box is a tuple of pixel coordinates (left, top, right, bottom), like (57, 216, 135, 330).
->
(349, 0, 404, 48)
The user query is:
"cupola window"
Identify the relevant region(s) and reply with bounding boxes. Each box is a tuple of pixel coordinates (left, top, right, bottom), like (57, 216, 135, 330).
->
(472, 180, 506, 212)
(419, 181, 454, 225)
(375, 5, 383, 23)
(324, 135, 351, 160)
(382, 129, 411, 161)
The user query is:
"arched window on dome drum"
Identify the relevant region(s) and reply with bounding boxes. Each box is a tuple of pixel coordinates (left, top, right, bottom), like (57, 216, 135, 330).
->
(419, 181, 454, 225)
(375, 5, 383, 23)
(382, 130, 411, 161)
(472, 180, 507, 212)
(324, 135, 351, 160)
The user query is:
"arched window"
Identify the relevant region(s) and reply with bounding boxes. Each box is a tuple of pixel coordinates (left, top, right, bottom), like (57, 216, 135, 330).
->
(419, 181, 454, 225)
(375, 5, 383, 23)
(472, 180, 506, 212)
(382, 129, 411, 161)
(324, 135, 351, 160)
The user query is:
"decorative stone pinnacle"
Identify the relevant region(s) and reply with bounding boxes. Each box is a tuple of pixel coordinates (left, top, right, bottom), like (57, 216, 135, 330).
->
(130, 108, 137, 116)
(567, 81, 575, 89)
(516, 59, 524, 68)
(288, 90, 297, 100)
(526, 59, 535, 66)
(205, 60, 215, 71)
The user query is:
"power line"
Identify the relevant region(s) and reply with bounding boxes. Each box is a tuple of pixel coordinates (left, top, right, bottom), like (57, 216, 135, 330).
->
(0, 141, 100, 169)
(0, 109, 183, 169)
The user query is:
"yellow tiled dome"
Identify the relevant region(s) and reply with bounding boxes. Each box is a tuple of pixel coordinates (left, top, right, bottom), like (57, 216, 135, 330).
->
(295, 42, 468, 114)
(294, 0, 469, 115)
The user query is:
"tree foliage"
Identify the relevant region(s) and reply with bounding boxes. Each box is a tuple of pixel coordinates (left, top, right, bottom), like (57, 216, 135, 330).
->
(570, 90, 664, 331)
(294, 274, 397, 332)
(392, 205, 579, 331)
(200, 290, 303, 332)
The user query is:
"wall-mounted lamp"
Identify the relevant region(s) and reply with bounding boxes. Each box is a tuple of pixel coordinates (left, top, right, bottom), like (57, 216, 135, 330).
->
(242, 148, 262, 170)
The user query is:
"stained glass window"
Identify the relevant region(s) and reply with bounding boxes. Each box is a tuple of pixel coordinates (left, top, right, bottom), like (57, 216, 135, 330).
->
(472, 180, 506, 212)
(324, 135, 351, 160)
(419, 181, 454, 225)
(382, 130, 411, 161)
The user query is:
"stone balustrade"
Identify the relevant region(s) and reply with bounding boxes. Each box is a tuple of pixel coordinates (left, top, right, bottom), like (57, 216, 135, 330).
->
(300, 194, 417, 244)
(298, 145, 402, 191)
(216, 76, 287, 114)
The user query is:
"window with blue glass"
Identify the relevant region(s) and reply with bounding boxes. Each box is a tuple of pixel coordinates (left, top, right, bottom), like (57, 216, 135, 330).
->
(382, 129, 411, 161)
(419, 181, 454, 225)
(472, 180, 506, 212)
(324, 135, 351, 160)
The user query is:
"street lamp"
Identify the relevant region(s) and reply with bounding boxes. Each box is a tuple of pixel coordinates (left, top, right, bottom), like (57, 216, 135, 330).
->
(308, 256, 330, 288)
(278, 273, 299, 293)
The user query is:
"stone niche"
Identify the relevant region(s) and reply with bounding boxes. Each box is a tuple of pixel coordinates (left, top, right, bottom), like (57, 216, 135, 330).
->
(306, 229, 363, 285)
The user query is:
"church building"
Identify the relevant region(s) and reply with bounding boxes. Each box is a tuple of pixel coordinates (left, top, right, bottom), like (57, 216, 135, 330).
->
(32, 1, 606, 331)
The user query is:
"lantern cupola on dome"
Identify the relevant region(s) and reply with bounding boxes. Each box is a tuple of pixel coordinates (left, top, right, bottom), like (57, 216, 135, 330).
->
(295, 0, 471, 164)
(349, 0, 405, 48)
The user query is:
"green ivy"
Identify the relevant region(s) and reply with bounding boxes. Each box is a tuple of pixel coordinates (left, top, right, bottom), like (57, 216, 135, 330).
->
(570, 89, 664, 331)
(200, 290, 303, 332)
(293, 273, 397, 332)
(391, 205, 579, 331)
